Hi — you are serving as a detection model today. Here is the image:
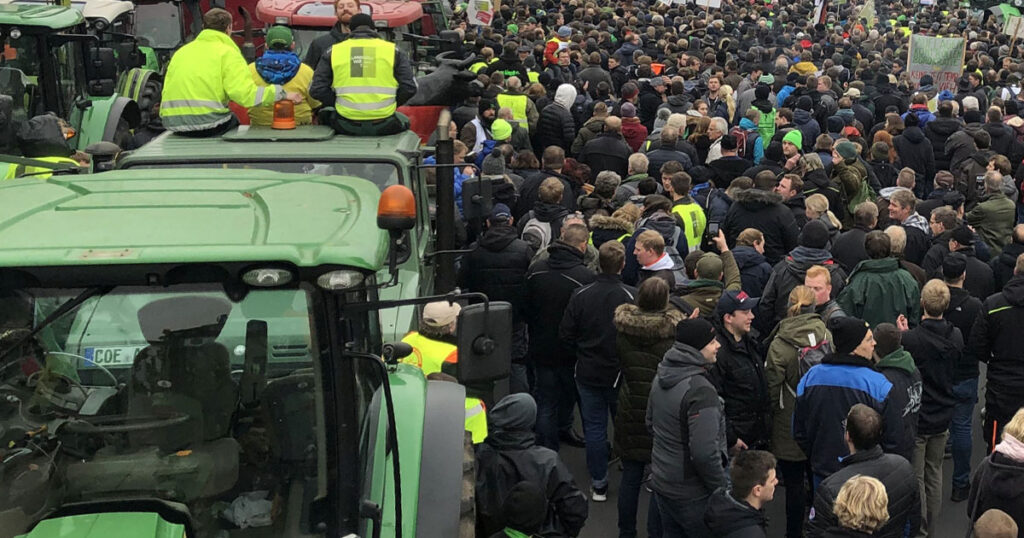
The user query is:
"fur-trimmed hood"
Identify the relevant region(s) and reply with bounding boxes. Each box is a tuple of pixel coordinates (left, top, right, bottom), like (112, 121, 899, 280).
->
(614, 303, 685, 340)
(734, 187, 783, 209)
(589, 214, 634, 234)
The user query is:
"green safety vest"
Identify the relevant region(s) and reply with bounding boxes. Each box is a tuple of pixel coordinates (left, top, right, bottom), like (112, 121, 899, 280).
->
(671, 202, 707, 251)
(331, 38, 398, 121)
(401, 332, 488, 443)
(496, 93, 528, 128)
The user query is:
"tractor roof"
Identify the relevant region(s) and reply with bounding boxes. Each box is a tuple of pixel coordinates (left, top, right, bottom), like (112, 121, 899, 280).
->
(0, 3, 84, 28)
(0, 168, 388, 270)
(256, 0, 422, 28)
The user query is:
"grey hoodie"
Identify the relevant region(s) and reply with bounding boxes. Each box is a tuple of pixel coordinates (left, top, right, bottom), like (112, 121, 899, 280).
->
(647, 342, 730, 502)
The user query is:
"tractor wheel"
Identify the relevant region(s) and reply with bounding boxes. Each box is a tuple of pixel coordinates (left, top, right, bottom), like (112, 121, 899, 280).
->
(135, 79, 163, 128)
(460, 431, 476, 538)
(112, 118, 133, 150)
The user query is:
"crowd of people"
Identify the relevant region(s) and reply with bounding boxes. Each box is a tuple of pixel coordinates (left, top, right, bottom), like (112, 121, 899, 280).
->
(432, 0, 1024, 537)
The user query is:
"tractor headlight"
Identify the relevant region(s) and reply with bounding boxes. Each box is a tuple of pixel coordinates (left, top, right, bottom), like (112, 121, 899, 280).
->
(93, 19, 108, 31)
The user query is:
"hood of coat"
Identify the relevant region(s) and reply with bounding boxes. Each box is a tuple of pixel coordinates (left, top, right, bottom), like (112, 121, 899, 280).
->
(582, 116, 606, 134)
(739, 117, 758, 131)
(554, 84, 578, 109)
(732, 245, 767, 269)
(734, 188, 783, 210)
(704, 489, 767, 537)
(773, 313, 828, 348)
(1003, 275, 1024, 307)
(589, 214, 634, 235)
(926, 116, 964, 137)
(657, 341, 712, 388)
(900, 125, 926, 144)
(533, 201, 570, 223)
(876, 347, 916, 374)
(788, 246, 836, 267)
(666, 94, 690, 107)
(803, 168, 831, 189)
(486, 393, 537, 449)
(637, 212, 679, 245)
(980, 452, 1024, 504)
(546, 240, 587, 270)
(614, 303, 686, 340)
(793, 108, 814, 126)
(479, 223, 520, 251)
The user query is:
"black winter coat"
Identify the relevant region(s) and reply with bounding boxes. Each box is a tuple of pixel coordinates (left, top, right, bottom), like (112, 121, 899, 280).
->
(901, 318, 962, 435)
(893, 126, 935, 186)
(612, 304, 686, 462)
(638, 82, 664, 132)
(709, 326, 770, 450)
(757, 248, 847, 332)
(722, 189, 800, 265)
(732, 246, 773, 298)
(704, 489, 768, 538)
(969, 276, 1024, 408)
(983, 122, 1016, 158)
(536, 103, 576, 151)
(946, 287, 984, 382)
(458, 224, 533, 321)
(524, 241, 597, 367)
(991, 241, 1024, 291)
(514, 169, 577, 220)
(802, 168, 845, 223)
(580, 132, 631, 179)
(830, 226, 871, 274)
(967, 451, 1024, 537)
(559, 274, 637, 388)
(806, 446, 921, 538)
(924, 117, 964, 172)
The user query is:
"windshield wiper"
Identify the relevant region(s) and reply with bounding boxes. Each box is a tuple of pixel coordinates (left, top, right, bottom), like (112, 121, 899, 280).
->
(0, 286, 112, 365)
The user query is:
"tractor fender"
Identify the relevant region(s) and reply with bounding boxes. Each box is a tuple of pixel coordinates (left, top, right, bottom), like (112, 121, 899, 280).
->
(74, 95, 140, 150)
(416, 380, 468, 538)
(102, 96, 141, 141)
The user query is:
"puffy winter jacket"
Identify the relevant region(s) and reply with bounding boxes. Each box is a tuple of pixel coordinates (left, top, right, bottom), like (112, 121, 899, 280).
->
(924, 116, 964, 172)
(613, 303, 686, 462)
(967, 450, 1024, 534)
(893, 126, 935, 189)
(536, 86, 577, 151)
(806, 445, 921, 538)
(837, 257, 921, 329)
(722, 189, 801, 265)
(703, 488, 768, 538)
(709, 321, 769, 450)
(458, 223, 533, 321)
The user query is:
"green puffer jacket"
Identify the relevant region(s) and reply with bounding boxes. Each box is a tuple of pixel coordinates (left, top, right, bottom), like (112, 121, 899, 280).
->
(837, 257, 921, 329)
(612, 303, 686, 463)
(765, 312, 830, 462)
(966, 191, 1016, 257)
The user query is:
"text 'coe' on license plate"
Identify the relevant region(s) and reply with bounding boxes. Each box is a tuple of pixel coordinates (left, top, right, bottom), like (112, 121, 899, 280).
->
(83, 345, 147, 367)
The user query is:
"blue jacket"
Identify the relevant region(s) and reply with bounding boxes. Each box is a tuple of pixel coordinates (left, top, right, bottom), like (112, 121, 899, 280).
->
(793, 353, 905, 477)
(424, 155, 470, 216)
(738, 118, 765, 164)
(776, 85, 796, 109)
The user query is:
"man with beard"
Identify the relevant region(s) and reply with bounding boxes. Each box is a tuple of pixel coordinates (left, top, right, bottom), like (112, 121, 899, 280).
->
(304, 0, 360, 68)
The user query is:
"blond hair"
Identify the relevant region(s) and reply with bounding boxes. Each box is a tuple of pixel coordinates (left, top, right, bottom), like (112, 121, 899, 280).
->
(636, 229, 665, 255)
(834, 475, 890, 533)
(1003, 407, 1024, 442)
(806, 194, 842, 230)
(612, 203, 642, 225)
(920, 279, 950, 317)
(805, 265, 831, 284)
(736, 228, 764, 247)
(787, 285, 817, 318)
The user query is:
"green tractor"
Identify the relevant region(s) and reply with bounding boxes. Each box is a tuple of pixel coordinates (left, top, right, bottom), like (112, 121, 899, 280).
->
(0, 3, 140, 153)
(0, 118, 509, 537)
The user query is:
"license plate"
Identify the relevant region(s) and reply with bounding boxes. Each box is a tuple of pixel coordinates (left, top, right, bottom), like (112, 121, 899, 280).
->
(83, 346, 146, 367)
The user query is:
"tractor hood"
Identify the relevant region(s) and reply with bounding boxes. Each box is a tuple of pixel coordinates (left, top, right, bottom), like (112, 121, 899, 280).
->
(20, 512, 185, 538)
(0, 168, 390, 271)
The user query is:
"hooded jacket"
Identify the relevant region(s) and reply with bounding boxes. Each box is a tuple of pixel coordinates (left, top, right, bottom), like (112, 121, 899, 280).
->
(794, 352, 905, 477)
(703, 489, 768, 538)
(613, 304, 686, 462)
(731, 245, 773, 298)
(623, 211, 686, 285)
(710, 321, 769, 449)
(679, 251, 743, 316)
(876, 347, 922, 462)
(766, 312, 830, 462)
(893, 126, 935, 186)
(983, 121, 1016, 158)
(588, 214, 633, 249)
(969, 276, 1024, 401)
(991, 241, 1024, 291)
(537, 85, 577, 151)
(758, 247, 847, 332)
(967, 192, 1016, 257)
(475, 394, 589, 537)
(524, 241, 597, 367)
(559, 274, 636, 388)
(806, 445, 921, 538)
(837, 257, 921, 329)
(924, 116, 965, 172)
(967, 449, 1024, 531)
(944, 286, 983, 382)
(901, 318, 961, 436)
(646, 341, 729, 501)
(831, 158, 873, 218)
(793, 108, 822, 152)
(722, 189, 801, 265)
(458, 223, 534, 321)
(570, 115, 607, 155)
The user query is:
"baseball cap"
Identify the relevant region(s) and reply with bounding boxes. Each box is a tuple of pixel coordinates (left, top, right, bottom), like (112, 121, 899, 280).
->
(716, 290, 758, 317)
(489, 203, 512, 224)
(422, 301, 461, 328)
(695, 253, 724, 279)
(844, 87, 861, 98)
(950, 226, 974, 246)
(266, 25, 294, 49)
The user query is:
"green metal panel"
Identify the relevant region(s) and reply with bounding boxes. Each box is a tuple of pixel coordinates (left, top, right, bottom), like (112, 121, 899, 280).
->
(0, 4, 84, 29)
(19, 512, 184, 538)
(71, 95, 118, 151)
(0, 169, 389, 270)
(382, 363, 428, 537)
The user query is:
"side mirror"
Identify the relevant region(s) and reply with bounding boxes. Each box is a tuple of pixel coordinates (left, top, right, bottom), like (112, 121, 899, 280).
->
(456, 302, 511, 399)
(459, 175, 493, 220)
(86, 48, 118, 97)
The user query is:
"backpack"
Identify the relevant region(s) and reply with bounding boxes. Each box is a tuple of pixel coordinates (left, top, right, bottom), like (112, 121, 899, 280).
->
(795, 339, 833, 377)
(521, 211, 554, 251)
(665, 244, 689, 291)
(729, 126, 758, 159)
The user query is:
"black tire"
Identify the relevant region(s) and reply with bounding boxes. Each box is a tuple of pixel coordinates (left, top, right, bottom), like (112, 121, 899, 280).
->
(135, 79, 162, 128)
(460, 431, 476, 538)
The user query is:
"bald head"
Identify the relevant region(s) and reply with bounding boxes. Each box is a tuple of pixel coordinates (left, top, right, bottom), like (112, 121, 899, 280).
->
(1014, 224, 1024, 244)
(605, 116, 622, 133)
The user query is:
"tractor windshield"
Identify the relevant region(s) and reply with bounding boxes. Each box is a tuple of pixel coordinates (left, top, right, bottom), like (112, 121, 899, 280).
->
(134, 2, 184, 50)
(0, 284, 330, 537)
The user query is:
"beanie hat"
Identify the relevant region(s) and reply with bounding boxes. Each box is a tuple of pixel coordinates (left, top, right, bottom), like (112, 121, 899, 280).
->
(350, 13, 374, 29)
(942, 252, 968, 280)
(799, 219, 831, 249)
(870, 141, 890, 161)
(759, 73, 775, 85)
(951, 225, 974, 246)
(266, 25, 294, 49)
(828, 316, 870, 355)
(491, 118, 513, 141)
(675, 318, 717, 350)
(481, 152, 506, 175)
(695, 253, 724, 279)
(964, 109, 983, 124)
(755, 84, 771, 100)
(558, 25, 572, 37)
(502, 482, 547, 533)
(782, 129, 803, 149)
(826, 115, 844, 134)
(835, 140, 858, 161)
(796, 95, 813, 111)
(620, 102, 637, 118)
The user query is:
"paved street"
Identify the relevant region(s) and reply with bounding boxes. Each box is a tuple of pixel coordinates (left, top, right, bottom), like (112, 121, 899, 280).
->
(555, 366, 991, 537)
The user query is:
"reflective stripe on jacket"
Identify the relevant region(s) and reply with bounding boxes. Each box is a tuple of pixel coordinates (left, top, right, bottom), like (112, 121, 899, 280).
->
(671, 202, 707, 252)
(331, 38, 398, 121)
(161, 29, 282, 132)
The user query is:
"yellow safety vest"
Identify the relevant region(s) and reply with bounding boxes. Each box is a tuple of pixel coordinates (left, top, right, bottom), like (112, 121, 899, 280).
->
(16, 156, 80, 180)
(401, 332, 488, 443)
(527, 70, 540, 84)
(161, 29, 281, 132)
(496, 93, 528, 128)
(671, 201, 707, 251)
(248, 61, 320, 126)
(331, 38, 398, 121)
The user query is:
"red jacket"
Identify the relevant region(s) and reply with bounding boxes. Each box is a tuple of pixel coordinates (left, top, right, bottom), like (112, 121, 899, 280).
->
(544, 37, 565, 67)
(621, 117, 648, 152)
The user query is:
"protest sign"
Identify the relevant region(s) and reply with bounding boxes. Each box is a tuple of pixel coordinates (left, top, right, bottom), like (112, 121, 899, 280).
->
(906, 34, 966, 92)
(467, 0, 494, 26)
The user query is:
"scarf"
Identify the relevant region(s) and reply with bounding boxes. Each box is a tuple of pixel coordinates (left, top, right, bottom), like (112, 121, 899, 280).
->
(255, 50, 302, 85)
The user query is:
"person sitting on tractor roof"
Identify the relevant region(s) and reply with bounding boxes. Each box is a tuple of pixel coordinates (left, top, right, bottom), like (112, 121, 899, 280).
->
(310, 12, 417, 136)
(160, 8, 302, 137)
(303, 0, 361, 70)
(248, 26, 320, 127)
(401, 301, 488, 444)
